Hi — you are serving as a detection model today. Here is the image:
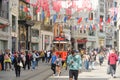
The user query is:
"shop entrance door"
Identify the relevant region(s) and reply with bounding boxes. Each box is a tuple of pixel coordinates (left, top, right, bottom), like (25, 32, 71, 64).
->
(78, 44, 84, 49)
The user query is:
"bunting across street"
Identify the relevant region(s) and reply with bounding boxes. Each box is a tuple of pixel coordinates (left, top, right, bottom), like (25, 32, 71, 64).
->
(25, 0, 118, 31)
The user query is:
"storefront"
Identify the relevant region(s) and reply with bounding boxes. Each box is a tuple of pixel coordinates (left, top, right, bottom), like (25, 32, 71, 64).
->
(86, 37, 96, 49)
(77, 38, 87, 49)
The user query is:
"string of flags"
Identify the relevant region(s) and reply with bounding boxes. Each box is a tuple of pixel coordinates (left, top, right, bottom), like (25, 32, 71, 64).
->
(23, 0, 118, 31)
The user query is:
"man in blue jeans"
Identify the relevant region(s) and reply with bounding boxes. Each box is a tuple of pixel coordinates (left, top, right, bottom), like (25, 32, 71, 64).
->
(50, 52, 57, 76)
(67, 50, 82, 80)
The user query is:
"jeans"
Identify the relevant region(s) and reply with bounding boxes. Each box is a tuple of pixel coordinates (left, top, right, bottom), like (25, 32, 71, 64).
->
(84, 60, 89, 70)
(51, 63, 56, 74)
(32, 61, 36, 69)
(110, 64, 116, 76)
(90, 61, 95, 69)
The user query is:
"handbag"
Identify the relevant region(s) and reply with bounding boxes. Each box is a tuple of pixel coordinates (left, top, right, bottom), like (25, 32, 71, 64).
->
(17, 61, 23, 67)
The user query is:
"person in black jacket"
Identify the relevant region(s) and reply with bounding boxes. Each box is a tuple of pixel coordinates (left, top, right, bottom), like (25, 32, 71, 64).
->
(0, 50, 4, 71)
(25, 51, 31, 70)
(13, 53, 23, 77)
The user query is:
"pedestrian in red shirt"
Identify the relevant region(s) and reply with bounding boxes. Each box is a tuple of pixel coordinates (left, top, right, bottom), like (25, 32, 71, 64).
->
(108, 49, 118, 78)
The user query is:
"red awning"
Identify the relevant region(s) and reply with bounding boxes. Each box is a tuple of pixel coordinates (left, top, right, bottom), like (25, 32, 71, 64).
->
(77, 39, 87, 43)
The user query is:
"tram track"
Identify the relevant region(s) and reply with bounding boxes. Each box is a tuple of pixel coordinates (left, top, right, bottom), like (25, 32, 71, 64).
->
(23, 67, 52, 80)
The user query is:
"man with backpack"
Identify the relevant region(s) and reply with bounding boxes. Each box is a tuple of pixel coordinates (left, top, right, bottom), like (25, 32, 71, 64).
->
(108, 49, 118, 78)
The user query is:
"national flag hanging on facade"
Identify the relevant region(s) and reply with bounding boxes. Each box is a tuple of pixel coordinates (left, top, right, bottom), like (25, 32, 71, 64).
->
(105, 15, 111, 23)
(113, 13, 117, 21)
(100, 17, 103, 22)
(89, 25, 92, 31)
(53, 14, 57, 23)
(26, 0, 30, 3)
(77, 17, 82, 24)
(92, 24, 96, 30)
(99, 23, 103, 30)
(64, 16, 68, 23)
(41, 10, 45, 20)
(23, 6, 29, 12)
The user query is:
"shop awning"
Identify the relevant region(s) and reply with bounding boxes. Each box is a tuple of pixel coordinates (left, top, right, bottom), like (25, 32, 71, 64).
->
(53, 41, 68, 44)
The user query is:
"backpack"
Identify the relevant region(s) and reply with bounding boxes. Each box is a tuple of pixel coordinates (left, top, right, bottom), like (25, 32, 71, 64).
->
(5, 54, 9, 60)
(29, 54, 33, 61)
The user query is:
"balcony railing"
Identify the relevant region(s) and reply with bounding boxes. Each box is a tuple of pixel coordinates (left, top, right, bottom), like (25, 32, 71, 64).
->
(0, 10, 9, 19)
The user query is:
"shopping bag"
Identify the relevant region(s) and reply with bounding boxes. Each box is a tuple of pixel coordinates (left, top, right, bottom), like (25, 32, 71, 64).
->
(63, 62, 66, 68)
(107, 65, 111, 74)
(17, 61, 23, 67)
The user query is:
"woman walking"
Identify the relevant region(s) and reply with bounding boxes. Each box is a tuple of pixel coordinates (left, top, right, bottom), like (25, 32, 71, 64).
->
(13, 53, 23, 77)
(56, 54, 62, 76)
(108, 49, 118, 78)
(99, 51, 104, 66)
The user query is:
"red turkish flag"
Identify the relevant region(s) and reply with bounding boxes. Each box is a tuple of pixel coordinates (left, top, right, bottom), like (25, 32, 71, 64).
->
(53, 1, 61, 13)
(24, 6, 29, 12)
(100, 17, 103, 22)
(77, 17, 82, 24)
(107, 17, 111, 23)
(99, 23, 103, 30)
(92, 25, 96, 30)
(26, 0, 30, 3)
(77, 7, 83, 12)
(71, 1, 76, 8)
(46, 11, 50, 17)
(66, 8, 71, 15)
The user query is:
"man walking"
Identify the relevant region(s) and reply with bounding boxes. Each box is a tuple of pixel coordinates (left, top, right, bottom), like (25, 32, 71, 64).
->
(67, 50, 82, 80)
(50, 51, 57, 76)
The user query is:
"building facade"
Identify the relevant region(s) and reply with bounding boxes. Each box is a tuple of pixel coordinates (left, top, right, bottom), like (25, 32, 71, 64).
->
(117, 0, 120, 52)
(0, 0, 11, 51)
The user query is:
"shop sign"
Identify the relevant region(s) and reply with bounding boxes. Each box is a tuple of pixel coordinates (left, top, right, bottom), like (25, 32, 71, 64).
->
(98, 32, 105, 38)
(54, 37, 65, 41)
(87, 37, 96, 41)
(77, 39, 87, 43)
(32, 37, 39, 42)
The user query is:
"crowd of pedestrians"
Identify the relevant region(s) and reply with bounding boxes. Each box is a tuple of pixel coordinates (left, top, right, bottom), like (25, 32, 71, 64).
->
(49, 47, 120, 80)
(0, 49, 52, 77)
(0, 47, 119, 80)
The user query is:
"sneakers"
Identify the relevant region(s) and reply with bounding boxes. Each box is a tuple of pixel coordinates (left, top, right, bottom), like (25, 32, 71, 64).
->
(113, 75, 116, 78)
(53, 74, 55, 76)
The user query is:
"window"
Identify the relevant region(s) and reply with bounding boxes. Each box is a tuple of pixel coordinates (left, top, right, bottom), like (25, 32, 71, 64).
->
(114, 2, 117, 7)
(31, 29, 39, 37)
(50, 19, 52, 25)
(12, 15, 16, 32)
(33, 7, 37, 21)
(100, 0, 104, 2)
(84, 30, 86, 33)
(0, 0, 9, 19)
(100, 7, 104, 13)
(89, 12, 93, 20)
(88, 30, 95, 36)
(20, 33, 26, 41)
(80, 30, 82, 33)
